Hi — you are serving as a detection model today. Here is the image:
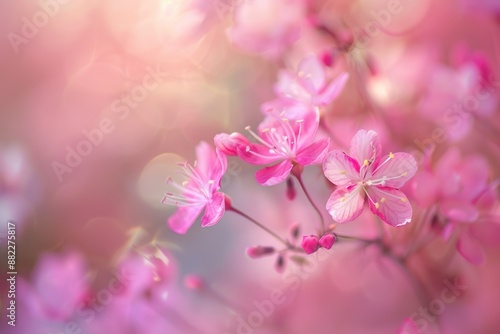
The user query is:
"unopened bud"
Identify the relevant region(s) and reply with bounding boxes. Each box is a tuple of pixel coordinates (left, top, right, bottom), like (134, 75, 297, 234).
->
(289, 223, 300, 240)
(320, 50, 335, 67)
(319, 234, 335, 250)
(247, 246, 276, 259)
(301, 235, 319, 255)
(275, 254, 286, 273)
(214, 132, 249, 156)
(184, 274, 205, 291)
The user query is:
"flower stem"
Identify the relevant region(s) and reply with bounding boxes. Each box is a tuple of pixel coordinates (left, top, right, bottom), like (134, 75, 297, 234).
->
(228, 206, 290, 247)
(294, 173, 326, 234)
(334, 233, 379, 244)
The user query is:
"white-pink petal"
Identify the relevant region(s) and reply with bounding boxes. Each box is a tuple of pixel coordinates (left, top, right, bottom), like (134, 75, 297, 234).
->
(297, 56, 326, 92)
(323, 150, 360, 187)
(316, 72, 349, 105)
(349, 129, 382, 168)
(370, 152, 417, 188)
(366, 187, 413, 227)
(326, 186, 365, 223)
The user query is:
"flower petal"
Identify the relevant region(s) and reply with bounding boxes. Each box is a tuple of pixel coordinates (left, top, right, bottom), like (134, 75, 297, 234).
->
(370, 152, 417, 188)
(440, 201, 479, 223)
(275, 70, 310, 102)
(296, 112, 320, 148)
(168, 205, 204, 234)
(366, 187, 412, 227)
(261, 98, 314, 120)
(349, 129, 382, 167)
(296, 138, 330, 165)
(214, 132, 249, 156)
(322, 150, 360, 187)
(195, 141, 217, 180)
(457, 231, 484, 265)
(214, 148, 227, 183)
(316, 72, 349, 105)
(326, 186, 365, 223)
(255, 160, 293, 186)
(201, 192, 226, 227)
(410, 171, 438, 208)
(297, 56, 326, 92)
(469, 221, 500, 247)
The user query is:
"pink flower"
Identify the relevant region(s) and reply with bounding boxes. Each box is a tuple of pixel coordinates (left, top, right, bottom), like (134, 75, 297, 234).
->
(228, 0, 305, 58)
(237, 114, 330, 186)
(417, 49, 497, 142)
(323, 130, 417, 226)
(19, 252, 88, 321)
(397, 318, 419, 334)
(411, 148, 499, 264)
(301, 235, 320, 254)
(262, 56, 349, 119)
(162, 141, 227, 234)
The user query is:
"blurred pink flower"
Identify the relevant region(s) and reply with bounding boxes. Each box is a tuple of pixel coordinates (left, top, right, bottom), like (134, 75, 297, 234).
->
(19, 252, 88, 321)
(323, 130, 417, 226)
(418, 50, 497, 141)
(262, 56, 349, 119)
(162, 142, 227, 234)
(228, 0, 306, 58)
(0, 146, 39, 233)
(411, 148, 500, 264)
(397, 318, 419, 334)
(238, 114, 329, 186)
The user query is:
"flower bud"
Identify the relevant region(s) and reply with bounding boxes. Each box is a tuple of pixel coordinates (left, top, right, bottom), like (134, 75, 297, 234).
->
(301, 235, 319, 254)
(247, 246, 276, 259)
(319, 234, 335, 250)
(184, 274, 205, 291)
(214, 132, 249, 156)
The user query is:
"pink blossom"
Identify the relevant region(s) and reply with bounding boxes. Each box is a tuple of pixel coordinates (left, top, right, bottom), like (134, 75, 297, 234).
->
(162, 141, 227, 234)
(397, 318, 419, 334)
(262, 56, 349, 119)
(228, 0, 305, 58)
(417, 50, 497, 142)
(411, 148, 499, 264)
(19, 252, 88, 321)
(323, 130, 417, 226)
(301, 235, 320, 254)
(237, 114, 330, 186)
